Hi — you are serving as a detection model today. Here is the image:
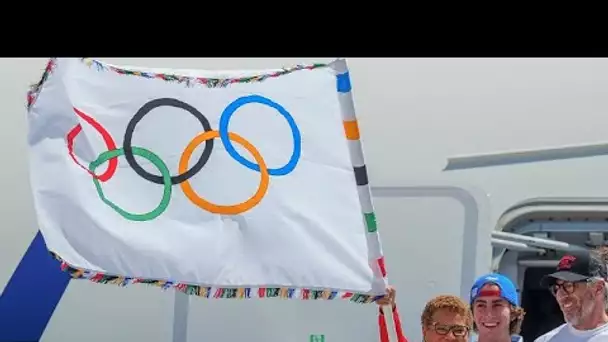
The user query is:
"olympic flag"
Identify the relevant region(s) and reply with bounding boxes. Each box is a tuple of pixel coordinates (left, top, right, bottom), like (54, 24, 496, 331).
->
(25, 58, 388, 302)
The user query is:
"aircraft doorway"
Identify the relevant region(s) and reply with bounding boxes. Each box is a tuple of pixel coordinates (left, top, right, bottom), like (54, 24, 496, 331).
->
(491, 198, 608, 341)
(519, 267, 564, 341)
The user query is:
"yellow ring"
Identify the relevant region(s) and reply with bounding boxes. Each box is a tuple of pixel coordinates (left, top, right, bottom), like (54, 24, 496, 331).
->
(178, 130, 270, 215)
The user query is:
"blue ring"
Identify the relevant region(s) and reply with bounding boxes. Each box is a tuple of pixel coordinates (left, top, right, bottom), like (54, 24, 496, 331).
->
(219, 94, 301, 176)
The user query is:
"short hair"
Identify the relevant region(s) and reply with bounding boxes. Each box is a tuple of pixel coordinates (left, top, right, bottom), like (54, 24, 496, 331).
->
(471, 297, 525, 335)
(421, 294, 473, 329)
(592, 246, 608, 311)
(509, 306, 526, 335)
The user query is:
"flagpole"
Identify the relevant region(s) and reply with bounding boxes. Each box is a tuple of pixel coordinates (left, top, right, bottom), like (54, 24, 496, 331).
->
(330, 58, 397, 342)
(172, 290, 190, 342)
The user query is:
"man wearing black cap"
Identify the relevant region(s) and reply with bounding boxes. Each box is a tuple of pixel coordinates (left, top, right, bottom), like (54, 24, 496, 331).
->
(534, 250, 608, 341)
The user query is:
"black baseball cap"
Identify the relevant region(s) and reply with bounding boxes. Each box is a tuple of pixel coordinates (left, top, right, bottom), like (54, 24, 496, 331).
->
(540, 251, 608, 288)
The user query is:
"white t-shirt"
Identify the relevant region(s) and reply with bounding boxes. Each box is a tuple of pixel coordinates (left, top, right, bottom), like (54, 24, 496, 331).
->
(534, 322, 608, 342)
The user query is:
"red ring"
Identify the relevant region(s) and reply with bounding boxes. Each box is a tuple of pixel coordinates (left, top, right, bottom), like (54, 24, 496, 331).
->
(66, 107, 118, 182)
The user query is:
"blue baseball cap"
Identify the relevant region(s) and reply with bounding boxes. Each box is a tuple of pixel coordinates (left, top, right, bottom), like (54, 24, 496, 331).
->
(470, 273, 519, 306)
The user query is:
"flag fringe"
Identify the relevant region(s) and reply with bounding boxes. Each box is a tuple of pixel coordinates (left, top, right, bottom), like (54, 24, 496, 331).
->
(26, 58, 57, 111)
(26, 57, 330, 111)
(80, 58, 329, 89)
(50, 252, 381, 303)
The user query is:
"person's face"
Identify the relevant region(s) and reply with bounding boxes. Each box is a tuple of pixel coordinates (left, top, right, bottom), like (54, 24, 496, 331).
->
(472, 284, 511, 338)
(422, 309, 470, 342)
(551, 279, 600, 326)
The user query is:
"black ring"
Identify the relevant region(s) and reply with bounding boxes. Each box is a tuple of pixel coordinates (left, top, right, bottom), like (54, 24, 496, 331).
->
(123, 98, 214, 185)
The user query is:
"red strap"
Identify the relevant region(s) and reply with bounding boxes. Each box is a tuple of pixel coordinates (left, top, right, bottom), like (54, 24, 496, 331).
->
(392, 306, 407, 342)
(378, 306, 408, 342)
(379, 309, 389, 342)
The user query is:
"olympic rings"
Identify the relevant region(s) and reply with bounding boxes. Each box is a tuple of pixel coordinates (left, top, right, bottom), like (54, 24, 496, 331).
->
(179, 130, 270, 215)
(219, 95, 301, 176)
(123, 98, 214, 185)
(90, 147, 172, 221)
(66, 108, 118, 182)
(66, 94, 300, 221)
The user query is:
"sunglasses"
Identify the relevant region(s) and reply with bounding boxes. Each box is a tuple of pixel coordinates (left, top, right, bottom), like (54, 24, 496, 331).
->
(431, 322, 469, 337)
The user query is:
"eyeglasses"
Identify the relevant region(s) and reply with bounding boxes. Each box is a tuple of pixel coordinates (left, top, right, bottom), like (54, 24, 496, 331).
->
(432, 323, 469, 337)
(549, 279, 591, 296)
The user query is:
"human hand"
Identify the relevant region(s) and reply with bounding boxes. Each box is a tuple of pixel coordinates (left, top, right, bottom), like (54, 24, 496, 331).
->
(375, 285, 396, 307)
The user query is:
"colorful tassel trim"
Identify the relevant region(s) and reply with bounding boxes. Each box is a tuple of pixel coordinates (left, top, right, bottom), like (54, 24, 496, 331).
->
(52, 252, 381, 304)
(80, 58, 329, 88)
(26, 58, 57, 111)
(26, 57, 329, 111)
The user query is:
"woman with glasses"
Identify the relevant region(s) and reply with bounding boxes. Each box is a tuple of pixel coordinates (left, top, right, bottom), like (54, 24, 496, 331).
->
(420, 294, 472, 342)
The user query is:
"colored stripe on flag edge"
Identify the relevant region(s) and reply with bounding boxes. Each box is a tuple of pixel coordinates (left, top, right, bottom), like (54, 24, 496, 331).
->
(50, 252, 384, 304)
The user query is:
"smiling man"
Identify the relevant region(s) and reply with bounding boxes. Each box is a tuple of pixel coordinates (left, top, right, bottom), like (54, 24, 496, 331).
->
(469, 273, 525, 342)
(534, 250, 608, 342)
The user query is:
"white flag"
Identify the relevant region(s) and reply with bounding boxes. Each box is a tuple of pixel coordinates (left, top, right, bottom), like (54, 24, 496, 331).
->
(26, 58, 387, 302)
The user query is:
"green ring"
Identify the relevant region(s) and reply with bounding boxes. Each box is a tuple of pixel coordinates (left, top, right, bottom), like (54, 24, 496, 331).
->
(89, 147, 172, 221)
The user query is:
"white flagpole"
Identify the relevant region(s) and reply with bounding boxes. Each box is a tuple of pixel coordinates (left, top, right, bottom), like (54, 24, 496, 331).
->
(172, 290, 190, 342)
(330, 58, 397, 342)
(383, 304, 398, 342)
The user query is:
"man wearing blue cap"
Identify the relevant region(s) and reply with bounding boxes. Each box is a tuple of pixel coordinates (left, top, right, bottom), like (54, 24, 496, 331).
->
(470, 273, 525, 342)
